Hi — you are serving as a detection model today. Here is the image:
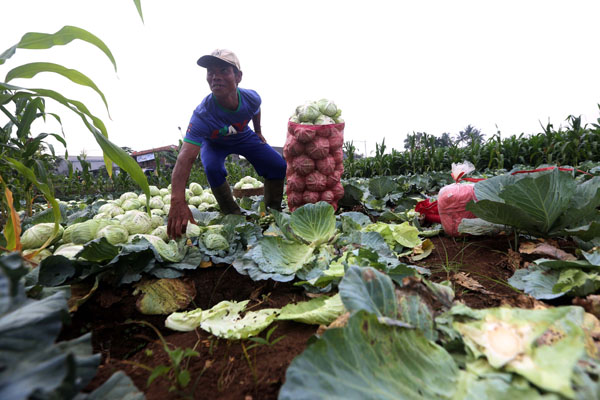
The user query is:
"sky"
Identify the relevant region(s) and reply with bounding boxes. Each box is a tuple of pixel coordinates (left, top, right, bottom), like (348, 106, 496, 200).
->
(2, 0, 600, 158)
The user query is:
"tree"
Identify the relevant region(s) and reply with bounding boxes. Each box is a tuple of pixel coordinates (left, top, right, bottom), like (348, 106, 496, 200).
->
(435, 132, 454, 147)
(457, 125, 484, 146)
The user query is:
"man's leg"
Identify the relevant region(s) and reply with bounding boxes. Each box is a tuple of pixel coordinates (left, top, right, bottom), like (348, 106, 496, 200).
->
(238, 135, 287, 211)
(201, 143, 241, 215)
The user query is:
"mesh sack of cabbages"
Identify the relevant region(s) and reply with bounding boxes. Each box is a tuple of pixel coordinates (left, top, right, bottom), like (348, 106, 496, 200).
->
(284, 99, 345, 212)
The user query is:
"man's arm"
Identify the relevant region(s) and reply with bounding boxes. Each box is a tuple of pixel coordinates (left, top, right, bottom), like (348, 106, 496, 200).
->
(252, 110, 266, 143)
(167, 141, 201, 239)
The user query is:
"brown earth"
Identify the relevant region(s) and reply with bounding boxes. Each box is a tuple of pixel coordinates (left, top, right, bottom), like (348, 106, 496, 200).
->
(58, 234, 578, 400)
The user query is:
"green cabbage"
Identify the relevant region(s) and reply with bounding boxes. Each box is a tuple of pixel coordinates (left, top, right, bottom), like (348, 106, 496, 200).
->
(95, 224, 129, 245)
(149, 185, 160, 196)
(119, 192, 138, 202)
(188, 196, 203, 206)
(162, 194, 171, 204)
(120, 210, 153, 234)
(22, 248, 53, 264)
(189, 182, 204, 196)
(317, 99, 338, 117)
(297, 102, 320, 123)
(149, 196, 165, 209)
(121, 199, 143, 211)
(151, 226, 169, 241)
(29, 221, 62, 244)
(186, 223, 202, 238)
(199, 192, 216, 204)
(53, 243, 84, 260)
(202, 232, 229, 251)
(129, 234, 183, 262)
(150, 208, 165, 217)
(151, 215, 164, 229)
(159, 188, 170, 197)
(70, 220, 104, 244)
(98, 203, 124, 217)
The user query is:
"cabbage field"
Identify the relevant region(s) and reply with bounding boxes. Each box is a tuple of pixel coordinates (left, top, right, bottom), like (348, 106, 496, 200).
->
(3, 162, 600, 400)
(3, 8, 600, 399)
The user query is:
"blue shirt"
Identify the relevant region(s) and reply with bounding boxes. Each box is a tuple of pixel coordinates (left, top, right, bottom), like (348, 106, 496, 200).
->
(184, 88, 261, 147)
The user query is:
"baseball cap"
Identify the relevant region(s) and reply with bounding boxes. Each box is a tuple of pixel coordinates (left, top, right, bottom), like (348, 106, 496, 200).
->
(197, 49, 241, 71)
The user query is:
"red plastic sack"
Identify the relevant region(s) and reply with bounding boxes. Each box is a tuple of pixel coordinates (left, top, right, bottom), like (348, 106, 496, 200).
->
(437, 162, 478, 236)
(415, 198, 441, 224)
(284, 121, 345, 211)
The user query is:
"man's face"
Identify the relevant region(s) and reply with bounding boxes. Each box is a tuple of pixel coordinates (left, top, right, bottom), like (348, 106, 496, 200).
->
(206, 63, 241, 97)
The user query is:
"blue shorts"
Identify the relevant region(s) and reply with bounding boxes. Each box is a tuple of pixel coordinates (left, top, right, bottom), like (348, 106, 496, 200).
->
(200, 133, 287, 187)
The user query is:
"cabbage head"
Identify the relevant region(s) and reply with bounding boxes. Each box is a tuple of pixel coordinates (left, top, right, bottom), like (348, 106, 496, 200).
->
(151, 208, 165, 217)
(95, 225, 129, 245)
(197, 203, 212, 212)
(151, 226, 169, 241)
(22, 248, 53, 264)
(163, 204, 171, 214)
(122, 199, 143, 211)
(93, 212, 112, 220)
(53, 243, 84, 260)
(199, 193, 216, 204)
(120, 210, 153, 234)
(149, 185, 161, 196)
(314, 114, 335, 125)
(296, 102, 320, 123)
(120, 192, 138, 202)
(159, 188, 170, 197)
(185, 189, 193, 201)
(21, 223, 64, 250)
(151, 215, 164, 229)
(98, 203, 124, 217)
(162, 194, 171, 204)
(317, 98, 338, 117)
(70, 220, 104, 244)
(202, 232, 229, 251)
(129, 234, 183, 263)
(186, 223, 202, 238)
(241, 183, 255, 189)
(188, 196, 203, 206)
(189, 182, 204, 196)
(149, 196, 165, 209)
(138, 194, 148, 203)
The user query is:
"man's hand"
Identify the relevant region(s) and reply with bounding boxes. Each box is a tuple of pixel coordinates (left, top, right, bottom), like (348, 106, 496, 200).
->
(167, 199, 196, 239)
(256, 132, 267, 143)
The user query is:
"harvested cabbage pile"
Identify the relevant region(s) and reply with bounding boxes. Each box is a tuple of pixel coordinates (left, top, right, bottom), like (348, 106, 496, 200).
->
(233, 176, 264, 190)
(284, 99, 345, 211)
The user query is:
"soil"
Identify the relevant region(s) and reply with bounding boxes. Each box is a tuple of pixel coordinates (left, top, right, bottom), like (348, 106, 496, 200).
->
(58, 234, 577, 400)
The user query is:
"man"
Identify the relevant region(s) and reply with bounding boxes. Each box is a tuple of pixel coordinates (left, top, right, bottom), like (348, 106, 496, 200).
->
(167, 49, 286, 239)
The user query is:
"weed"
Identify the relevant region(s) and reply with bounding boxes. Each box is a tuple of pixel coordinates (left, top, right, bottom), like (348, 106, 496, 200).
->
(123, 320, 202, 398)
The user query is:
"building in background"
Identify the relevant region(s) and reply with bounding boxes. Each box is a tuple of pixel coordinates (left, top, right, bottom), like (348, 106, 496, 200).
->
(54, 156, 119, 175)
(131, 145, 178, 174)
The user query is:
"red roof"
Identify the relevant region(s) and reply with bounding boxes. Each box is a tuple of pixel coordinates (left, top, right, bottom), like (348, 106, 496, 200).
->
(132, 145, 178, 156)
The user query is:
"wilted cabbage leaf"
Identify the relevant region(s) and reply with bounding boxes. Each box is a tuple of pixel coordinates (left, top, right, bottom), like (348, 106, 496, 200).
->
(453, 305, 590, 398)
(133, 278, 196, 315)
(278, 294, 345, 325)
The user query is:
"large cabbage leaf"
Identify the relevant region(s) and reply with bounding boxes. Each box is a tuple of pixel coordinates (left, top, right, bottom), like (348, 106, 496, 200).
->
(232, 236, 315, 282)
(468, 168, 600, 238)
(279, 311, 459, 400)
(278, 293, 345, 325)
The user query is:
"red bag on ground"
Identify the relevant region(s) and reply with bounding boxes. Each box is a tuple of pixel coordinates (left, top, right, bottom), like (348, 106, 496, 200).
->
(437, 162, 478, 236)
(415, 198, 441, 224)
(284, 121, 345, 211)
